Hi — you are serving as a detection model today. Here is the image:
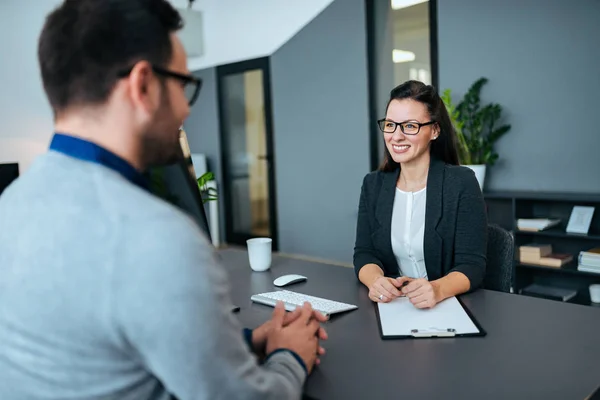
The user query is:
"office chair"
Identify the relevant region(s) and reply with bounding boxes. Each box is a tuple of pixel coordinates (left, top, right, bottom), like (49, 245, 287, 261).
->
(483, 224, 514, 293)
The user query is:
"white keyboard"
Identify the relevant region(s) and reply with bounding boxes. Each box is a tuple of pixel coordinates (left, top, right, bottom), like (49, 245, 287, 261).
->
(250, 290, 358, 316)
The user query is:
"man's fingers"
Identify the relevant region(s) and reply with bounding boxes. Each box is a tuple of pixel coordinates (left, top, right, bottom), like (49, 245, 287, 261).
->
(306, 318, 321, 336)
(312, 310, 329, 323)
(271, 301, 286, 329)
(317, 327, 328, 340)
(290, 302, 314, 326)
(282, 307, 302, 325)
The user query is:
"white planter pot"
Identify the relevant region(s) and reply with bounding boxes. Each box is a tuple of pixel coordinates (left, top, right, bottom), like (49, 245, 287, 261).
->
(463, 164, 486, 190)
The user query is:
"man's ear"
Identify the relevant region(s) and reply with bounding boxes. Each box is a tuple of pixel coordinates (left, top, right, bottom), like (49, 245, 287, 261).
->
(127, 61, 160, 113)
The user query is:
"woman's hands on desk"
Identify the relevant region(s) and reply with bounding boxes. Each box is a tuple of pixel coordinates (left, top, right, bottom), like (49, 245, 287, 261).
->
(361, 264, 470, 308)
(401, 278, 442, 309)
(401, 272, 472, 308)
(367, 275, 442, 309)
(368, 276, 404, 303)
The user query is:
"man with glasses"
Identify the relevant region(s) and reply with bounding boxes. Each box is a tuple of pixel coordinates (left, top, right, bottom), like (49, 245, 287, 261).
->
(0, 1, 326, 399)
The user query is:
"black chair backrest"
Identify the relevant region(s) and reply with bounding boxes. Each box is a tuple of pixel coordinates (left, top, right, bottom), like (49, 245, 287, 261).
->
(484, 224, 514, 292)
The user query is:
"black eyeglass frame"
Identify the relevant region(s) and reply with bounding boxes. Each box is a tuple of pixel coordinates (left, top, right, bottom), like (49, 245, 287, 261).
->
(377, 119, 436, 135)
(118, 65, 202, 106)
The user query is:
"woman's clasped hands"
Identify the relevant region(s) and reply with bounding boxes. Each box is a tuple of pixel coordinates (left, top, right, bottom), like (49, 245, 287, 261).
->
(368, 276, 440, 309)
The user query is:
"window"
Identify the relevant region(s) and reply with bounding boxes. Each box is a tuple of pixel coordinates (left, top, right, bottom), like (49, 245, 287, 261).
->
(366, 0, 438, 169)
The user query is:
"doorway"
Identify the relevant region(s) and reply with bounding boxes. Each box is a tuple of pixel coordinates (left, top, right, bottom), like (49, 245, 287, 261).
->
(217, 57, 279, 250)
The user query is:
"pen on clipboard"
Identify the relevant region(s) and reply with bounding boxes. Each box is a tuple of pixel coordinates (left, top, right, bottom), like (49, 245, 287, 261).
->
(398, 279, 409, 294)
(411, 328, 456, 338)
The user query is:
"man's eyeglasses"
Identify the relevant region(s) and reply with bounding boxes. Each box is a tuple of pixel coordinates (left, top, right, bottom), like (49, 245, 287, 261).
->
(377, 119, 435, 135)
(118, 65, 202, 106)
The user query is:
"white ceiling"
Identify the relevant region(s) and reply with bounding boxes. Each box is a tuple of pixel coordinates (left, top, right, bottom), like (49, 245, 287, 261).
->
(169, 0, 334, 71)
(0, 0, 335, 170)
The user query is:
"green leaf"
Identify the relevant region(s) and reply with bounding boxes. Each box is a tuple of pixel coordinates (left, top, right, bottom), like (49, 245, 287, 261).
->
(196, 171, 219, 203)
(442, 87, 471, 164)
(197, 171, 215, 187)
(452, 77, 510, 166)
(489, 124, 511, 143)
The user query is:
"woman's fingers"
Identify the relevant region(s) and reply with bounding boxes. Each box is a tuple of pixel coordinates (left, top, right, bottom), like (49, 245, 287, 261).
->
(382, 278, 402, 297)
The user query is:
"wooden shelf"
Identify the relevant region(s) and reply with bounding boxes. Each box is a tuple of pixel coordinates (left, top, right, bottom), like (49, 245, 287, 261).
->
(517, 262, 600, 278)
(515, 228, 600, 241)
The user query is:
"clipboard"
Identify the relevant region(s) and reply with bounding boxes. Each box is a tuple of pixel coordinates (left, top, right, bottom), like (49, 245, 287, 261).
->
(374, 296, 487, 339)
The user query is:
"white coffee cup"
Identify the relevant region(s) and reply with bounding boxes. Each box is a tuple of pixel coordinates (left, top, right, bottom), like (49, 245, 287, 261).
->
(590, 284, 600, 304)
(247, 237, 272, 272)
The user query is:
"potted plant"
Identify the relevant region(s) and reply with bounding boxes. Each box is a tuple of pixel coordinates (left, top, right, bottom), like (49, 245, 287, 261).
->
(196, 171, 218, 204)
(148, 168, 218, 205)
(442, 77, 511, 189)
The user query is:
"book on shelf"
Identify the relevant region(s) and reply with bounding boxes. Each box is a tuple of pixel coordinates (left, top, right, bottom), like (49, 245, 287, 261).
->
(536, 253, 573, 267)
(518, 243, 552, 259)
(577, 265, 600, 274)
(520, 283, 577, 302)
(581, 247, 600, 256)
(516, 218, 561, 232)
(578, 247, 600, 268)
(517, 244, 573, 267)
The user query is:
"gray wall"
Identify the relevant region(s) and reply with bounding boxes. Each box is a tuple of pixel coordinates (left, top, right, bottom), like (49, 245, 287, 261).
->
(438, 0, 600, 193)
(0, 0, 57, 170)
(271, 0, 371, 263)
(183, 68, 226, 242)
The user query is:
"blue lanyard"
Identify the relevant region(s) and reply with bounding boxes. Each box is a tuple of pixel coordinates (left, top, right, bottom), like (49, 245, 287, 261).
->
(49, 133, 149, 191)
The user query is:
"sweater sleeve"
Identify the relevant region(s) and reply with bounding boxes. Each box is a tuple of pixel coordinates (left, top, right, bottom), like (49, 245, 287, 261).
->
(113, 214, 306, 400)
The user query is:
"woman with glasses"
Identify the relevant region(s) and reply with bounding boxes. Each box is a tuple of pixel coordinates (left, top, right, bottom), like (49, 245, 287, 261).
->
(353, 80, 487, 309)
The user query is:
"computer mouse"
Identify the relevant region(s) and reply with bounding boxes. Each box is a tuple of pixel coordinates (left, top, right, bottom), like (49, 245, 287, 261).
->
(273, 274, 308, 287)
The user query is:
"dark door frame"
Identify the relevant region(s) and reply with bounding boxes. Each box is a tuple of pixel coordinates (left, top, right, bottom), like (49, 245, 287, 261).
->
(216, 57, 279, 251)
(364, 0, 439, 171)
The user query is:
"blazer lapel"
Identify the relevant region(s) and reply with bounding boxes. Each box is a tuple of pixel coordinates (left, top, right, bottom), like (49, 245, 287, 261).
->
(375, 168, 400, 274)
(424, 158, 444, 280)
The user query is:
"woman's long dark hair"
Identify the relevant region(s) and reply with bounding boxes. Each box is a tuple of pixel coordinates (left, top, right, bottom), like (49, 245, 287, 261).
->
(378, 80, 460, 172)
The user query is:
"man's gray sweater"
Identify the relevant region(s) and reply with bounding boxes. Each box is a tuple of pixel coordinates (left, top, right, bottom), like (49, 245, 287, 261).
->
(0, 152, 305, 399)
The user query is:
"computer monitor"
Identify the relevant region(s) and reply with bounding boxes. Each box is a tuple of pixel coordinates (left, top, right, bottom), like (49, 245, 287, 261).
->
(0, 163, 19, 196)
(147, 130, 212, 241)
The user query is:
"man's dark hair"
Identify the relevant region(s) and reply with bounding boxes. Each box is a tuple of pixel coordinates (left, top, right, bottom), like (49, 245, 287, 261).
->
(38, 0, 183, 115)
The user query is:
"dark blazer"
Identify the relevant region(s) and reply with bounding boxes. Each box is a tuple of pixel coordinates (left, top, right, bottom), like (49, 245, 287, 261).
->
(353, 157, 487, 289)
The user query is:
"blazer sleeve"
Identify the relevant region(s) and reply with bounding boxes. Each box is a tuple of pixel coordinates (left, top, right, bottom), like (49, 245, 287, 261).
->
(353, 173, 384, 277)
(448, 169, 487, 289)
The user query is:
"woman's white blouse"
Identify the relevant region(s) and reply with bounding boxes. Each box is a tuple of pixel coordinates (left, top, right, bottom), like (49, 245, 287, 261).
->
(390, 187, 428, 279)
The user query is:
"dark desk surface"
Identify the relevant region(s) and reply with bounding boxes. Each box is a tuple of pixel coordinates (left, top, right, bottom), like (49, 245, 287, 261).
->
(218, 247, 600, 400)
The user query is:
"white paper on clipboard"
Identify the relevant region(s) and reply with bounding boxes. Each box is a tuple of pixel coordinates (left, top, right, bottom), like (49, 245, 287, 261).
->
(377, 296, 480, 337)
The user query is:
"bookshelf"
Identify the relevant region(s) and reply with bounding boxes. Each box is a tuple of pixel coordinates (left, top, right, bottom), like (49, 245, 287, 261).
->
(484, 191, 600, 306)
